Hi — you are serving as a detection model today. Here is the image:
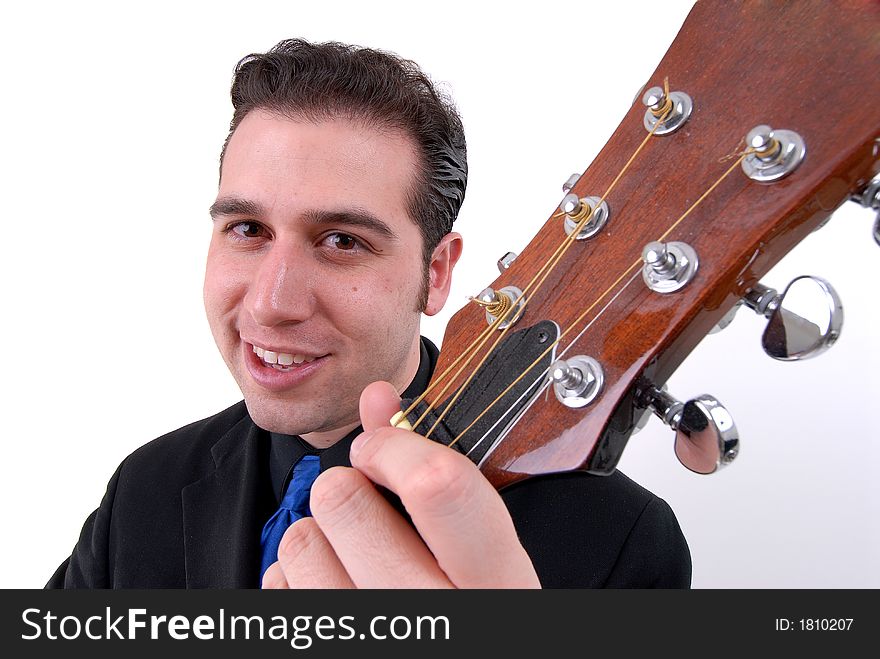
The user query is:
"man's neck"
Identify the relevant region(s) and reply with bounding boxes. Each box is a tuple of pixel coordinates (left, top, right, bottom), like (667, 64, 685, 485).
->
(300, 420, 363, 450)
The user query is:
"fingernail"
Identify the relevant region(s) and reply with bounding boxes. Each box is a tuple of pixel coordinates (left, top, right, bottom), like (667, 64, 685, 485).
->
(350, 429, 375, 459)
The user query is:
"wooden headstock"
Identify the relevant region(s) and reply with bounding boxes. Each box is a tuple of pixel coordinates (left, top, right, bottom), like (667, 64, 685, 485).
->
(415, 1, 880, 489)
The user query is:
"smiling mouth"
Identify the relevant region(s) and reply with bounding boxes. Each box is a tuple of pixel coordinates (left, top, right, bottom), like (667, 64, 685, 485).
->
(251, 344, 321, 371)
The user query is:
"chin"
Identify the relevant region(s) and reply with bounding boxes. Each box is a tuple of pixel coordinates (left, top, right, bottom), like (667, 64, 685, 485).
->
(251, 418, 302, 435)
(245, 402, 301, 435)
(242, 397, 338, 437)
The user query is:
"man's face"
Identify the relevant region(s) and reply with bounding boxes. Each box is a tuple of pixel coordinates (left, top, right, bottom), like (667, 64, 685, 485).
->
(205, 112, 457, 444)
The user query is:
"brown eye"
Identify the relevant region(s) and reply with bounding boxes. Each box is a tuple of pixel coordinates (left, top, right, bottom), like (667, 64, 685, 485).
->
(329, 233, 358, 250)
(231, 222, 264, 238)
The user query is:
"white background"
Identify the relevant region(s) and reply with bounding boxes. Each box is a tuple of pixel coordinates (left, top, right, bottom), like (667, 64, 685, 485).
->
(1, 0, 877, 589)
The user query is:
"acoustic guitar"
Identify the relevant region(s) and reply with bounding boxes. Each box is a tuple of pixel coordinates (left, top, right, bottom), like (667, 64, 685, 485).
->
(396, 0, 880, 501)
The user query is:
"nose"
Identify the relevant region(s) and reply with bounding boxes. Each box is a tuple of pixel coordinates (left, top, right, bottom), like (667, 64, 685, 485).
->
(245, 243, 315, 327)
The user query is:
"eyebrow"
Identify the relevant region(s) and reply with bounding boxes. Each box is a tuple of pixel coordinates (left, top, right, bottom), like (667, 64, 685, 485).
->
(302, 208, 398, 242)
(209, 196, 399, 242)
(209, 196, 265, 220)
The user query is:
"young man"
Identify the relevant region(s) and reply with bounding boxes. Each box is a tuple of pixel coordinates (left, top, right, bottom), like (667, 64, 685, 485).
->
(49, 39, 691, 589)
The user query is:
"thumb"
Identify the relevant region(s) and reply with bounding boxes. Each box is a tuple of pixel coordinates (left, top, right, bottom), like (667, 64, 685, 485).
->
(359, 380, 404, 432)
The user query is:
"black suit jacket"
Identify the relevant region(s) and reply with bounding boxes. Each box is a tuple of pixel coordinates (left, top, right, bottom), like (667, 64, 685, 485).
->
(48, 401, 691, 588)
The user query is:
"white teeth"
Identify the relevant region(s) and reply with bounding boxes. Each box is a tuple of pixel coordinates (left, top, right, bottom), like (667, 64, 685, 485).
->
(251, 344, 317, 367)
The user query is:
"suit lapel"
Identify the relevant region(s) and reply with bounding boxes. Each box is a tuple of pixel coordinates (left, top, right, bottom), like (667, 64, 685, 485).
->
(182, 415, 265, 588)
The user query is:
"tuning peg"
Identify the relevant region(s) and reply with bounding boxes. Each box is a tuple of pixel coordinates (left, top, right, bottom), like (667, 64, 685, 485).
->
(641, 85, 692, 135)
(497, 251, 517, 273)
(549, 356, 604, 408)
(637, 382, 739, 475)
(850, 174, 880, 246)
(742, 276, 843, 360)
(559, 173, 610, 241)
(562, 173, 580, 194)
(473, 285, 526, 330)
(641, 240, 698, 293)
(741, 124, 806, 183)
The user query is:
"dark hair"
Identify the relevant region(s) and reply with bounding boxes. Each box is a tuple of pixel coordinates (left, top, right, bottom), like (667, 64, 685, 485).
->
(220, 38, 467, 277)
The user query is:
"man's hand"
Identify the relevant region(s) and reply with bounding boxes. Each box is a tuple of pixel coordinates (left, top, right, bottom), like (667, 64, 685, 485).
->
(262, 381, 540, 589)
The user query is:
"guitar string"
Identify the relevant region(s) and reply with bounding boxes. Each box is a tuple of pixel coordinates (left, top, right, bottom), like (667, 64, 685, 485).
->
(411, 96, 675, 439)
(386, 295, 513, 431)
(394, 81, 679, 434)
(462, 268, 643, 461)
(447, 148, 754, 450)
(451, 147, 755, 450)
(412, 222, 590, 434)
(400, 186, 622, 433)
(446, 254, 643, 449)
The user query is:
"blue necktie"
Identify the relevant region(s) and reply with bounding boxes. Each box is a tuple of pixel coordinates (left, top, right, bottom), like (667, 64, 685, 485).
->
(260, 454, 321, 581)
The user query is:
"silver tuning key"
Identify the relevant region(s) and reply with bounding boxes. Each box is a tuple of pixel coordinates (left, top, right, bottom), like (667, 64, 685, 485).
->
(558, 172, 610, 240)
(642, 85, 692, 135)
(497, 251, 517, 273)
(549, 356, 604, 408)
(743, 276, 843, 360)
(641, 240, 698, 293)
(475, 285, 526, 330)
(850, 173, 880, 246)
(637, 383, 739, 475)
(562, 173, 580, 194)
(558, 193, 610, 240)
(741, 124, 806, 182)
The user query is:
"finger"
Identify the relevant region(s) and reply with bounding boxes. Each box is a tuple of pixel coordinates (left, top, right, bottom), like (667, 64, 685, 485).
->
(261, 561, 288, 589)
(350, 426, 540, 588)
(359, 380, 401, 432)
(309, 466, 454, 588)
(274, 516, 355, 589)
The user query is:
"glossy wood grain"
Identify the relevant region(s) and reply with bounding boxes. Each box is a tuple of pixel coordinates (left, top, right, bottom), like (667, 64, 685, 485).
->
(429, 0, 880, 489)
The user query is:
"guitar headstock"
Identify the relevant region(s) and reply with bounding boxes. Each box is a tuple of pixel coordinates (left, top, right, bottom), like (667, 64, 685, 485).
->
(410, 1, 880, 489)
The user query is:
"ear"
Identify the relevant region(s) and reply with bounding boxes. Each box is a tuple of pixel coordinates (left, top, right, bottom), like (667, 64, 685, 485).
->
(424, 232, 463, 316)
